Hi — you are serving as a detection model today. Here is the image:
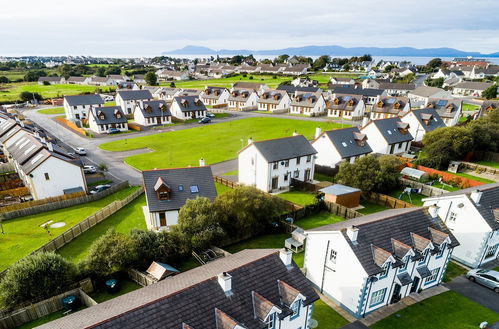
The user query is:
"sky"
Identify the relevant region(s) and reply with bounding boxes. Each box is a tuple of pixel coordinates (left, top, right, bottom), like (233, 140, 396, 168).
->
(1, 0, 498, 57)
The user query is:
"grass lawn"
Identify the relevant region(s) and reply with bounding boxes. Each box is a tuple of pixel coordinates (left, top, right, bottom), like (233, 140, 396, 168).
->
(294, 211, 345, 230)
(0, 186, 139, 271)
(475, 161, 499, 169)
(169, 74, 294, 89)
(371, 291, 499, 329)
(15, 307, 87, 329)
(493, 266, 499, 272)
(314, 172, 335, 182)
(451, 172, 496, 184)
(358, 202, 390, 215)
(442, 261, 468, 283)
(215, 182, 233, 195)
(388, 189, 425, 206)
(38, 107, 65, 115)
(99, 117, 347, 171)
(89, 278, 142, 303)
(57, 193, 146, 263)
(222, 170, 238, 176)
(431, 181, 460, 192)
(277, 189, 317, 206)
(462, 103, 480, 111)
(313, 299, 349, 329)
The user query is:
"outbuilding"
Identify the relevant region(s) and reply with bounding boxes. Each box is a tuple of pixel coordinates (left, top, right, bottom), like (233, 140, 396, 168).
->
(319, 184, 361, 208)
(400, 167, 429, 181)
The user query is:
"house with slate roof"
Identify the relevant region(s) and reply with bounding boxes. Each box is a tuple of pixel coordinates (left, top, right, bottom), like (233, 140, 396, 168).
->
(116, 89, 153, 115)
(478, 100, 499, 118)
(330, 77, 356, 86)
(277, 85, 321, 95)
(360, 117, 413, 155)
(400, 108, 446, 142)
(89, 75, 117, 86)
(66, 76, 91, 85)
(63, 94, 104, 121)
(305, 207, 459, 318)
(424, 98, 462, 126)
(153, 87, 181, 102)
(88, 106, 128, 134)
(327, 93, 366, 119)
(453, 81, 496, 97)
(257, 90, 290, 112)
(142, 166, 216, 230)
(312, 127, 372, 169)
(423, 183, 499, 268)
(289, 92, 326, 116)
(369, 96, 410, 120)
(408, 86, 451, 107)
(329, 86, 386, 106)
(133, 100, 172, 126)
(39, 249, 318, 329)
(170, 96, 207, 120)
(227, 89, 259, 111)
(37, 76, 65, 85)
(200, 86, 230, 106)
(238, 135, 317, 192)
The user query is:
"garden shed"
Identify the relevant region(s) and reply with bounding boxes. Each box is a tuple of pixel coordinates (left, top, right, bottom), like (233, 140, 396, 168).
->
(319, 184, 361, 208)
(146, 261, 180, 281)
(400, 167, 429, 181)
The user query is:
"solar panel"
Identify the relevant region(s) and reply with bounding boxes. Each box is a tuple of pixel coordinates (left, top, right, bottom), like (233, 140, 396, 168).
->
(190, 185, 199, 193)
(437, 99, 448, 106)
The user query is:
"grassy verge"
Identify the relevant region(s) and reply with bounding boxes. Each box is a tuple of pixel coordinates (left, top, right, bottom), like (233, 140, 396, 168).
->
(0, 186, 139, 271)
(38, 107, 65, 115)
(215, 182, 233, 195)
(277, 189, 317, 206)
(294, 211, 345, 230)
(313, 299, 349, 329)
(358, 202, 390, 215)
(443, 261, 468, 283)
(452, 172, 495, 183)
(99, 117, 348, 171)
(222, 170, 238, 176)
(371, 291, 499, 329)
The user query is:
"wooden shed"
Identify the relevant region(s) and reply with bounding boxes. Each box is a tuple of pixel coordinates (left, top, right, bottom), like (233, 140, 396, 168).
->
(319, 184, 361, 208)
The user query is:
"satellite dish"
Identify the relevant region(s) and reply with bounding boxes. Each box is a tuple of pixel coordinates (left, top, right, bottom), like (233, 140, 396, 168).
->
(309, 319, 318, 328)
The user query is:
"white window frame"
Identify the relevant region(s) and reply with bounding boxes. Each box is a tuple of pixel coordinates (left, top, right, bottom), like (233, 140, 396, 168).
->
(370, 288, 386, 307)
(265, 312, 276, 329)
(330, 249, 337, 263)
(425, 268, 440, 284)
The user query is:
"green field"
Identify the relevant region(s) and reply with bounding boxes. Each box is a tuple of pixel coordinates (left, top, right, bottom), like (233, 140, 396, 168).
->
(99, 117, 347, 171)
(277, 189, 317, 206)
(0, 186, 138, 271)
(37, 106, 65, 114)
(294, 211, 345, 230)
(371, 291, 499, 329)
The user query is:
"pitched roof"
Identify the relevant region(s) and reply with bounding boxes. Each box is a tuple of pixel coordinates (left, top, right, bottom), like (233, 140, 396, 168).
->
(367, 117, 414, 145)
(277, 281, 301, 307)
(406, 108, 446, 132)
(228, 89, 254, 102)
(246, 135, 317, 163)
(172, 96, 207, 112)
(90, 106, 127, 125)
(137, 100, 171, 118)
(67, 76, 88, 82)
(329, 86, 385, 97)
(142, 166, 217, 212)
(117, 89, 153, 101)
(38, 76, 63, 82)
(318, 127, 372, 158)
(410, 86, 448, 98)
(64, 94, 104, 106)
(232, 82, 267, 90)
(378, 82, 415, 91)
(202, 86, 228, 99)
(276, 85, 321, 93)
(454, 81, 494, 91)
(372, 96, 409, 114)
(257, 90, 288, 104)
(426, 98, 462, 118)
(38, 249, 319, 329)
(290, 92, 322, 107)
(319, 184, 361, 196)
(252, 292, 275, 320)
(327, 94, 363, 111)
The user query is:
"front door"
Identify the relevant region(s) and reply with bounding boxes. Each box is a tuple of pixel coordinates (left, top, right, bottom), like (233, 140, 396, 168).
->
(390, 284, 401, 304)
(410, 277, 420, 293)
(159, 212, 167, 227)
(271, 177, 278, 190)
(304, 169, 311, 181)
(389, 144, 395, 154)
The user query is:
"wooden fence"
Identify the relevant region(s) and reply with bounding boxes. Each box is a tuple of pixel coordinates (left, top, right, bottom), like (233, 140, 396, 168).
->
(213, 175, 238, 188)
(128, 268, 156, 287)
(400, 178, 446, 197)
(55, 117, 87, 136)
(0, 187, 29, 198)
(0, 288, 97, 329)
(291, 178, 332, 193)
(0, 180, 23, 192)
(363, 191, 414, 209)
(324, 200, 364, 219)
(460, 161, 499, 177)
(0, 181, 129, 219)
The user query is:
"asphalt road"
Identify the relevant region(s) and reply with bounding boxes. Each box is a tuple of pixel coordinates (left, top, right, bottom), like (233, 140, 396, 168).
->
(446, 275, 499, 313)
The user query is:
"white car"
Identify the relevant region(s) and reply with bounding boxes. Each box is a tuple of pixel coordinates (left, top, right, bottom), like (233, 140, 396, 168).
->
(83, 165, 97, 174)
(104, 96, 114, 102)
(466, 269, 499, 293)
(75, 147, 87, 156)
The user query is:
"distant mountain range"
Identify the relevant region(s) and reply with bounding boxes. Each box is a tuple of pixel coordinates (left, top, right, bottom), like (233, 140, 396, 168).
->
(163, 45, 499, 58)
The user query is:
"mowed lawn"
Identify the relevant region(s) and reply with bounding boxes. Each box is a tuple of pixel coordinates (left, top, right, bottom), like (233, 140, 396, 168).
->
(37, 106, 65, 114)
(277, 189, 317, 206)
(99, 117, 346, 170)
(475, 161, 499, 169)
(171, 74, 294, 89)
(57, 194, 147, 263)
(0, 186, 138, 271)
(371, 291, 499, 329)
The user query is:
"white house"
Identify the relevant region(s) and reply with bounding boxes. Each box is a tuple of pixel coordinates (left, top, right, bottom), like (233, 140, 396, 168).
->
(66, 76, 91, 85)
(133, 100, 172, 126)
(232, 82, 269, 95)
(37, 76, 65, 85)
(304, 207, 459, 318)
(170, 96, 207, 120)
(361, 117, 413, 155)
(200, 86, 230, 106)
(238, 135, 317, 193)
(142, 166, 217, 231)
(452, 82, 495, 97)
(377, 82, 415, 97)
(312, 127, 373, 168)
(88, 106, 128, 134)
(257, 90, 290, 112)
(108, 74, 129, 83)
(330, 77, 355, 85)
(63, 94, 104, 121)
(369, 96, 410, 120)
(282, 64, 309, 76)
(153, 87, 181, 102)
(327, 94, 365, 119)
(424, 98, 462, 126)
(116, 89, 153, 115)
(227, 89, 259, 111)
(289, 92, 326, 116)
(423, 184, 499, 268)
(400, 108, 446, 142)
(156, 69, 189, 81)
(89, 76, 117, 86)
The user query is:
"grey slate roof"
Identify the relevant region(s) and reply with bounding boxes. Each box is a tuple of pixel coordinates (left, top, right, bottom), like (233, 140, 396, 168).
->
(329, 86, 385, 97)
(454, 81, 494, 91)
(328, 94, 362, 111)
(410, 86, 448, 98)
(372, 96, 409, 114)
(277, 85, 321, 93)
(257, 90, 287, 105)
(378, 82, 415, 91)
(481, 100, 499, 113)
(172, 96, 207, 112)
(64, 94, 104, 106)
(307, 207, 459, 276)
(319, 184, 361, 196)
(320, 127, 373, 158)
(407, 108, 446, 132)
(137, 100, 172, 118)
(290, 92, 322, 108)
(369, 117, 414, 145)
(117, 89, 153, 101)
(249, 135, 317, 163)
(142, 166, 216, 212)
(38, 249, 319, 329)
(426, 98, 462, 119)
(90, 106, 128, 125)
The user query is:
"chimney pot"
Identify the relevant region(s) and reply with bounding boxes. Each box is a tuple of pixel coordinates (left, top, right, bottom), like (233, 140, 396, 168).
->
(199, 158, 205, 167)
(292, 131, 298, 136)
(248, 137, 253, 145)
(279, 248, 293, 268)
(314, 127, 322, 139)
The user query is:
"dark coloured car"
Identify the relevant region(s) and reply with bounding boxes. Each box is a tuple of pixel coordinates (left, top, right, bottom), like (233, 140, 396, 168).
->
(198, 117, 211, 124)
(90, 184, 111, 194)
(107, 128, 120, 134)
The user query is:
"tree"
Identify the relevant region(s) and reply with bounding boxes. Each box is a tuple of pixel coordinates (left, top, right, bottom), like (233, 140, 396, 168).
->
(274, 54, 290, 64)
(313, 55, 330, 70)
(425, 77, 444, 88)
(482, 84, 498, 99)
(23, 70, 46, 82)
(426, 58, 442, 70)
(0, 253, 76, 308)
(96, 67, 106, 77)
(130, 229, 161, 269)
(145, 71, 158, 86)
(19, 91, 42, 102)
(359, 54, 372, 62)
(84, 229, 138, 277)
(376, 155, 403, 193)
(335, 155, 382, 192)
(0, 76, 8, 83)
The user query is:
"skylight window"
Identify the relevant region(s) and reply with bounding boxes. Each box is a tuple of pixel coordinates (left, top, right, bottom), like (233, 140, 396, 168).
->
(30, 153, 44, 164)
(437, 99, 447, 106)
(24, 145, 36, 155)
(387, 130, 393, 135)
(178, 185, 184, 191)
(386, 98, 396, 104)
(342, 142, 348, 147)
(190, 185, 199, 193)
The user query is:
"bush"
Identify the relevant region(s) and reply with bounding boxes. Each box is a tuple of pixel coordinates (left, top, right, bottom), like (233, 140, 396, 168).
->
(42, 80, 51, 86)
(19, 91, 42, 102)
(0, 76, 9, 83)
(249, 76, 254, 80)
(0, 253, 77, 309)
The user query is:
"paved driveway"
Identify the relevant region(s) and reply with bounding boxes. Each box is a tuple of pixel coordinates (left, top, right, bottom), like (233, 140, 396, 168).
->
(446, 275, 499, 312)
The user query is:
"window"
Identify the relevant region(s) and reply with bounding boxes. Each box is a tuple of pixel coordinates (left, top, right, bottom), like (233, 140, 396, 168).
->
(436, 243, 446, 258)
(379, 262, 390, 278)
(448, 212, 457, 223)
(419, 249, 429, 264)
(158, 191, 169, 200)
(296, 157, 301, 165)
(425, 268, 440, 284)
(284, 174, 289, 181)
(284, 160, 290, 167)
(290, 300, 301, 320)
(330, 249, 337, 263)
(44, 173, 50, 180)
(400, 256, 409, 271)
(485, 244, 498, 259)
(189, 185, 199, 193)
(273, 162, 278, 170)
(370, 288, 386, 307)
(306, 155, 312, 163)
(294, 170, 300, 178)
(178, 185, 184, 191)
(265, 313, 276, 329)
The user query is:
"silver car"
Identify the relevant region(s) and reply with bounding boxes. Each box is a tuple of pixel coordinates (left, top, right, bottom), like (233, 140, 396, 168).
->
(466, 269, 499, 293)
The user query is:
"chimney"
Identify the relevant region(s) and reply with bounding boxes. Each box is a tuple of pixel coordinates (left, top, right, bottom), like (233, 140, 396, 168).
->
(217, 272, 232, 295)
(247, 137, 253, 145)
(199, 158, 205, 167)
(279, 248, 293, 268)
(428, 204, 440, 218)
(47, 142, 53, 152)
(292, 130, 298, 136)
(361, 116, 369, 127)
(347, 226, 359, 243)
(314, 127, 322, 139)
(470, 190, 483, 204)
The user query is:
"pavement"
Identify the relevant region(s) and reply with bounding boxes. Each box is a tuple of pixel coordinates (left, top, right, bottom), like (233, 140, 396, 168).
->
(445, 275, 499, 313)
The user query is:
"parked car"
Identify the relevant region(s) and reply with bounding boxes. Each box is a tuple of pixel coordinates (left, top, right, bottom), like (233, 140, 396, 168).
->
(83, 165, 97, 174)
(107, 128, 120, 134)
(90, 184, 111, 194)
(466, 269, 499, 293)
(206, 112, 215, 118)
(104, 96, 114, 102)
(198, 117, 211, 124)
(75, 147, 87, 156)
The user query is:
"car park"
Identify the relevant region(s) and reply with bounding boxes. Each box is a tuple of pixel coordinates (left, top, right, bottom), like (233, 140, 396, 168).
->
(466, 269, 499, 293)
(198, 117, 211, 124)
(75, 147, 87, 155)
(83, 165, 97, 174)
(90, 184, 111, 194)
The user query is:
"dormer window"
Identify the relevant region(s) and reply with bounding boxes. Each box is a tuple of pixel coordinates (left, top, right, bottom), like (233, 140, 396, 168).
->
(419, 249, 429, 264)
(158, 190, 169, 200)
(290, 300, 301, 319)
(154, 177, 171, 200)
(400, 256, 409, 271)
(379, 262, 390, 278)
(265, 313, 276, 329)
(99, 114, 105, 120)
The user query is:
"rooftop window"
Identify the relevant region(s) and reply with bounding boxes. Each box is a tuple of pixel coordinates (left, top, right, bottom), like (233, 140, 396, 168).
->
(190, 185, 199, 193)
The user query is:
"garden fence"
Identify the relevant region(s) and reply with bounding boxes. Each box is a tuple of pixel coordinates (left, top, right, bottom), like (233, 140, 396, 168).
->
(128, 269, 156, 287)
(363, 191, 414, 209)
(460, 162, 499, 177)
(324, 201, 364, 219)
(400, 178, 446, 197)
(213, 175, 238, 188)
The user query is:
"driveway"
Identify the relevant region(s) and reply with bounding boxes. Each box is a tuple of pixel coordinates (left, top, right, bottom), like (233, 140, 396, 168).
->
(446, 275, 499, 313)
